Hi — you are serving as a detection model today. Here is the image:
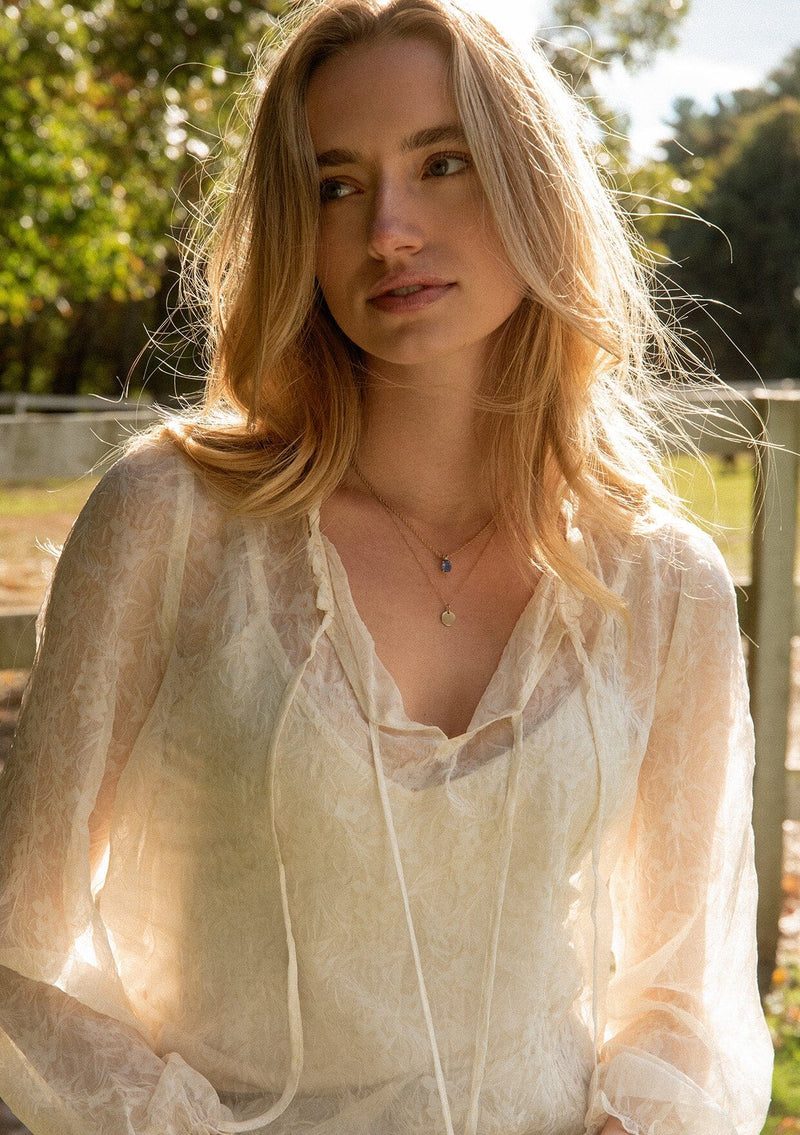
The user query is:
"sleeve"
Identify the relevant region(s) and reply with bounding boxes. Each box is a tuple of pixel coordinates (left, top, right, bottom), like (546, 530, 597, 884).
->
(0, 444, 233, 1135)
(585, 531, 774, 1135)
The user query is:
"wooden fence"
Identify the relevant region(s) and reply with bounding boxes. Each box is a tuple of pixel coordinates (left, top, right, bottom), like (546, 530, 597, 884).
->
(1, 390, 799, 991)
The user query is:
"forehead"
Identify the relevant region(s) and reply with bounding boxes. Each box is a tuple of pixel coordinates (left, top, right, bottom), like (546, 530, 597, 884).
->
(305, 36, 456, 148)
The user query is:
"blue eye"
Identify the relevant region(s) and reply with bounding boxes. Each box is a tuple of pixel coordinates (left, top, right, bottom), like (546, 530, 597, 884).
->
(424, 153, 471, 178)
(319, 179, 356, 202)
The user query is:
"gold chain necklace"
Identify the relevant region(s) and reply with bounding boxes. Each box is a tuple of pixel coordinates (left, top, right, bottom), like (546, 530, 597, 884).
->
(352, 460, 494, 574)
(387, 512, 495, 626)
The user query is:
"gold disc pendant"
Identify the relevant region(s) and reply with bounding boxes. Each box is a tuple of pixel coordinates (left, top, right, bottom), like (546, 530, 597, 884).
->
(441, 607, 456, 627)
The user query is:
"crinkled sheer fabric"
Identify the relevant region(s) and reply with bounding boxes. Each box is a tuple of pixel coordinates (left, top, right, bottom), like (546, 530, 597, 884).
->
(0, 442, 772, 1135)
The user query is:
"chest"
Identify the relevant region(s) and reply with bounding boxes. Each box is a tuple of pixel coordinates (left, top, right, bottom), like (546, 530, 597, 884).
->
(324, 530, 538, 738)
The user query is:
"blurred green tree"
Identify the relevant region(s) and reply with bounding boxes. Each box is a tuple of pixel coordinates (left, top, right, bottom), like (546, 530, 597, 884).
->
(0, 0, 280, 396)
(660, 47, 800, 181)
(542, 0, 689, 167)
(664, 97, 800, 380)
(545, 0, 688, 96)
(639, 50, 800, 381)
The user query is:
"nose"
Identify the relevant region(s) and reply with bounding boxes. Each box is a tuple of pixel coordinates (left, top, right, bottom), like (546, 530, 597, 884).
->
(367, 181, 424, 260)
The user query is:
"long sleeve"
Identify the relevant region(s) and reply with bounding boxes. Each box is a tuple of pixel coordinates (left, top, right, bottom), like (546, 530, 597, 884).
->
(0, 445, 232, 1135)
(586, 530, 773, 1135)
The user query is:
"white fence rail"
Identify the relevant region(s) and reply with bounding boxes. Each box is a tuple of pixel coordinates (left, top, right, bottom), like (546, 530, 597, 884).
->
(0, 407, 160, 482)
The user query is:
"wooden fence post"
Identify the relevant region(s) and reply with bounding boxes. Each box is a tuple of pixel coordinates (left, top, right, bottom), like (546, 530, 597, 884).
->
(749, 393, 799, 992)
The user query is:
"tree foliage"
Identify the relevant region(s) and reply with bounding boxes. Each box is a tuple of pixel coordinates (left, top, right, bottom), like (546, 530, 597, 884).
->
(542, 0, 689, 166)
(0, 0, 280, 315)
(0, 0, 279, 394)
(646, 50, 800, 381)
(661, 47, 800, 180)
(545, 0, 688, 94)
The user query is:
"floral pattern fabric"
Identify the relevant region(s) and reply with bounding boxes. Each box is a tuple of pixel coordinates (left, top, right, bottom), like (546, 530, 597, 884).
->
(0, 442, 772, 1135)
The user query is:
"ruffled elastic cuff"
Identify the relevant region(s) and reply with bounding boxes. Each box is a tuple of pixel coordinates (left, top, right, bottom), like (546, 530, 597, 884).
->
(584, 1049, 737, 1135)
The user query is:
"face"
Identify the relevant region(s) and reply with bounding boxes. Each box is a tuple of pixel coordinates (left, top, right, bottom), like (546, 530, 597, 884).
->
(305, 35, 524, 377)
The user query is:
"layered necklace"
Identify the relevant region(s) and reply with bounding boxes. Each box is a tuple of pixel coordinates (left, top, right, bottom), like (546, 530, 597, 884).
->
(352, 461, 496, 627)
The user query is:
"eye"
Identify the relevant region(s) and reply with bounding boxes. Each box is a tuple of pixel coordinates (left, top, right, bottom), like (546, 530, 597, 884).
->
(319, 178, 358, 203)
(423, 152, 471, 179)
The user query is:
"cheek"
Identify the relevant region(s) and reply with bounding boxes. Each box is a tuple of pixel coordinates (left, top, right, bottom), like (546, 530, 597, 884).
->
(314, 240, 353, 334)
(449, 193, 515, 280)
(314, 218, 354, 299)
(314, 224, 334, 289)
(473, 216, 522, 301)
(475, 212, 510, 267)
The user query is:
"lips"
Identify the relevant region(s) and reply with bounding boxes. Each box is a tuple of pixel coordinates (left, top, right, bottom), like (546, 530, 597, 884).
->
(367, 272, 454, 313)
(368, 272, 452, 300)
(386, 284, 425, 296)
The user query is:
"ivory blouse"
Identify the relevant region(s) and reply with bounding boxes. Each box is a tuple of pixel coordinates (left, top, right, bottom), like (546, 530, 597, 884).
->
(0, 441, 772, 1135)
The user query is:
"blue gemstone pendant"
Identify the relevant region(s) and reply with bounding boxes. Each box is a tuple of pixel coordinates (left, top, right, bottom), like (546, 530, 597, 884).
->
(441, 557, 452, 573)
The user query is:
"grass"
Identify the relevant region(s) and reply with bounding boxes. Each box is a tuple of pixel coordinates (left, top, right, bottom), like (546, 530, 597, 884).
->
(0, 477, 99, 613)
(764, 966, 800, 1131)
(0, 477, 98, 519)
(669, 451, 755, 581)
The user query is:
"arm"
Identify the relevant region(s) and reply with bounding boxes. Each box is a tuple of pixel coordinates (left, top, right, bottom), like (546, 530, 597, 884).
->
(587, 531, 773, 1135)
(0, 446, 232, 1135)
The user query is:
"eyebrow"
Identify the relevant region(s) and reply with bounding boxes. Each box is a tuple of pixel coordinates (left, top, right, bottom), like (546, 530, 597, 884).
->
(315, 122, 467, 168)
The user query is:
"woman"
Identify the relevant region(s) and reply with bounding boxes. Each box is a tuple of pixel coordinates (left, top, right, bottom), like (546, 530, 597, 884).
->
(0, 0, 773, 1132)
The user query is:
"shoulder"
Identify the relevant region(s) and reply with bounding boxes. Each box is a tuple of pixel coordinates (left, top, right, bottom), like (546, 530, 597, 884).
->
(83, 436, 195, 517)
(35, 441, 201, 644)
(71, 436, 231, 548)
(578, 501, 733, 603)
(585, 510, 739, 664)
(73, 437, 312, 593)
(53, 439, 210, 590)
(624, 514, 742, 680)
(631, 509, 735, 606)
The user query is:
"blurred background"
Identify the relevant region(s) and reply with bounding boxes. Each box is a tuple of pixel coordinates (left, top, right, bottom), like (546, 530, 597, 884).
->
(1, 0, 799, 401)
(1, 0, 800, 1131)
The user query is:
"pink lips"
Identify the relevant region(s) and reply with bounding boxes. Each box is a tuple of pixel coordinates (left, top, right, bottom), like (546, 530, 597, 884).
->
(367, 273, 454, 314)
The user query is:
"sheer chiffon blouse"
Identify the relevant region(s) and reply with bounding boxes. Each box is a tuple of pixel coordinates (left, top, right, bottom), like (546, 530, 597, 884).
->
(0, 441, 772, 1135)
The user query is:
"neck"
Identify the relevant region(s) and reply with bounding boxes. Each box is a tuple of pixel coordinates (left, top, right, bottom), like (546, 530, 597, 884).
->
(355, 357, 492, 532)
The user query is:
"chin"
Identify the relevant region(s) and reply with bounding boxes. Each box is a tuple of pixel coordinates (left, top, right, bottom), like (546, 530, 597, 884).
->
(361, 333, 485, 372)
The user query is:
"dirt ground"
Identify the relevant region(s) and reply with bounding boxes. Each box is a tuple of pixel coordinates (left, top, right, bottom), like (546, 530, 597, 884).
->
(0, 511, 79, 616)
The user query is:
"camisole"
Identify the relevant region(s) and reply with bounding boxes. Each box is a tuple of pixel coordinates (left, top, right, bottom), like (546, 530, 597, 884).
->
(0, 441, 772, 1135)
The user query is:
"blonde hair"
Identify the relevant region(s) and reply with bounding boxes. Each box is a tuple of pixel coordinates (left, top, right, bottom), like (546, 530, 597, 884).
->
(160, 0, 696, 609)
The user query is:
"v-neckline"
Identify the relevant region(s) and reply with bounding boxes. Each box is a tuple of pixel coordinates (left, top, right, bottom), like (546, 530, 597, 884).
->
(312, 513, 564, 745)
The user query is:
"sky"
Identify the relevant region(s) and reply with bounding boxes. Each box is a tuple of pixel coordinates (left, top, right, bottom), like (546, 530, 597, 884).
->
(463, 0, 800, 157)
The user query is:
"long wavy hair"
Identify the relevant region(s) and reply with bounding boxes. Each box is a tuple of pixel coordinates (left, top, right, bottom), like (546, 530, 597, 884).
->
(160, 0, 699, 609)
